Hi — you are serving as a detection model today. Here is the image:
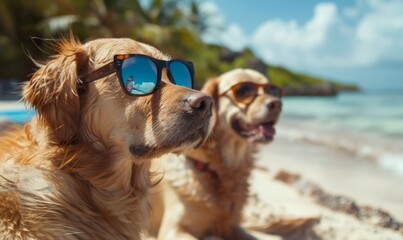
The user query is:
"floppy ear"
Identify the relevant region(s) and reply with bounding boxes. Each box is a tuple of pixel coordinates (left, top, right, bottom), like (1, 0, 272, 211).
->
(23, 37, 88, 144)
(201, 78, 219, 109)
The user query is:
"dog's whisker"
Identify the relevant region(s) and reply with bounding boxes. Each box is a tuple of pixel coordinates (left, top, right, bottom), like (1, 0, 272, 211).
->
(0, 36, 214, 239)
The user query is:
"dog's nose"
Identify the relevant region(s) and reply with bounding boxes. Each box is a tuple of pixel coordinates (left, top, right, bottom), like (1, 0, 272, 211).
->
(186, 92, 213, 112)
(267, 100, 282, 111)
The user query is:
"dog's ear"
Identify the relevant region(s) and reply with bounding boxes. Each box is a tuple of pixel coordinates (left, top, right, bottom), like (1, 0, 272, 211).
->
(23, 37, 88, 144)
(201, 78, 219, 108)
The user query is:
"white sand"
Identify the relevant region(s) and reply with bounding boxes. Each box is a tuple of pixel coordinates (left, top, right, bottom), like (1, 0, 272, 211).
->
(258, 135, 403, 222)
(0, 100, 25, 111)
(244, 120, 403, 239)
(247, 167, 403, 239)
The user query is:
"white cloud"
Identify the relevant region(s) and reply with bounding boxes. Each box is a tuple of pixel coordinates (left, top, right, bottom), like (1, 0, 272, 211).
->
(250, 0, 403, 70)
(342, 0, 366, 18)
(199, 1, 225, 28)
(202, 22, 248, 51)
(251, 3, 349, 69)
(199, 1, 229, 47)
(199, 1, 248, 51)
(218, 24, 248, 51)
(356, 0, 403, 64)
(204, 0, 403, 72)
(343, 7, 360, 18)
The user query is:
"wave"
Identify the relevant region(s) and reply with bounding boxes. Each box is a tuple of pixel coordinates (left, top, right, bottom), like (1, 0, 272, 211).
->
(277, 122, 403, 177)
(281, 113, 317, 120)
(282, 92, 403, 139)
(378, 154, 403, 177)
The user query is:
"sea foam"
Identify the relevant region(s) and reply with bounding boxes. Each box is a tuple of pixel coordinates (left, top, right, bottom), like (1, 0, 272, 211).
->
(277, 120, 403, 178)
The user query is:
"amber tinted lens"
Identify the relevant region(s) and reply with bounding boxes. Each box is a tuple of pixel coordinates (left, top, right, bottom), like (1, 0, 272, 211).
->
(265, 85, 282, 97)
(232, 83, 257, 104)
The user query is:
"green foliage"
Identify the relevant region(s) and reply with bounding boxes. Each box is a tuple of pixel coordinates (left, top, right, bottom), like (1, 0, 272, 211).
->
(268, 66, 323, 87)
(0, 0, 205, 80)
(267, 66, 358, 91)
(0, 0, 358, 92)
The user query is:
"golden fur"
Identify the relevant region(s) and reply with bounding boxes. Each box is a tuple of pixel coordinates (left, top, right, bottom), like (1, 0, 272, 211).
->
(0, 37, 214, 239)
(150, 69, 283, 239)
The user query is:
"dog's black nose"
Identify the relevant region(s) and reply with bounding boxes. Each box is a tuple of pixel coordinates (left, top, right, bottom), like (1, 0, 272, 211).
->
(186, 92, 213, 112)
(267, 100, 282, 111)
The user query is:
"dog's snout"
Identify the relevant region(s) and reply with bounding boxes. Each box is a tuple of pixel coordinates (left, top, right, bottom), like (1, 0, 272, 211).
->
(186, 93, 213, 112)
(267, 100, 282, 111)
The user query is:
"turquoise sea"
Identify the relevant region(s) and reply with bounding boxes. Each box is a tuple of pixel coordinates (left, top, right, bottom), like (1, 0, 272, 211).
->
(1, 92, 402, 175)
(0, 108, 35, 124)
(280, 91, 403, 176)
(2, 92, 402, 136)
(282, 92, 403, 138)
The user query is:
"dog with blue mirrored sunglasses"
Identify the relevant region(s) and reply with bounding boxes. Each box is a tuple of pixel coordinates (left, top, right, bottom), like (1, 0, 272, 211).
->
(81, 53, 195, 96)
(0, 36, 215, 239)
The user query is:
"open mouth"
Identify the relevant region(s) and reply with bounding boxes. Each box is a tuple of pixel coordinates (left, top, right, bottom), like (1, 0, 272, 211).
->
(232, 119, 276, 143)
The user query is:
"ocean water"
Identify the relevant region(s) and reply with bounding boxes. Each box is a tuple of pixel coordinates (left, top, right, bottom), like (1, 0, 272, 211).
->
(1, 93, 402, 175)
(282, 92, 403, 138)
(280, 91, 403, 177)
(3, 92, 401, 134)
(0, 109, 35, 124)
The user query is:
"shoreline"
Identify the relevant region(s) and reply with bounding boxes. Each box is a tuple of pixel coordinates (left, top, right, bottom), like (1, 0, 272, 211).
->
(1, 100, 402, 220)
(1, 100, 402, 238)
(258, 125, 403, 222)
(277, 117, 403, 177)
(0, 100, 25, 111)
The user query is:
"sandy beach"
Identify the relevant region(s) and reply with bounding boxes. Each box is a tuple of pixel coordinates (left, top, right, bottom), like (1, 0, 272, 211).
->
(242, 118, 403, 239)
(0, 100, 25, 111)
(1, 100, 403, 239)
(258, 134, 403, 222)
(247, 167, 403, 239)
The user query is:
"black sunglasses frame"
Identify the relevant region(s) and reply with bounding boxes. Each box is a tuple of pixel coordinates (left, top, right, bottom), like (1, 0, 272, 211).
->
(81, 54, 195, 96)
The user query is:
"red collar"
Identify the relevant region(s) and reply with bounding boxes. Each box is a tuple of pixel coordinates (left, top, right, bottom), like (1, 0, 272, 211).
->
(186, 156, 218, 178)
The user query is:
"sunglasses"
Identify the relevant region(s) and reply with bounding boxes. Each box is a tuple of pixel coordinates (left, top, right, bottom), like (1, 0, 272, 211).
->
(81, 54, 195, 96)
(220, 82, 282, 105)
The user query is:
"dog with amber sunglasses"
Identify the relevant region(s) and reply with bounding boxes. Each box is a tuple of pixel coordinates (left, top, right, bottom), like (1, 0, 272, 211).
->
(149, 69, 315, 239)
(217, 74, 282, 143)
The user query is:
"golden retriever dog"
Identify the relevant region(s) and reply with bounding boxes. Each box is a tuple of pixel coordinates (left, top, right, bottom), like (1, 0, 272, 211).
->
(0, 37, 214, 239)
(149, 68, 284, 240)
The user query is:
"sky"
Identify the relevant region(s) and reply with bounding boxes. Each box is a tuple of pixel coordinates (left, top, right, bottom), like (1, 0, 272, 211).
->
(200, 0, 403, 91)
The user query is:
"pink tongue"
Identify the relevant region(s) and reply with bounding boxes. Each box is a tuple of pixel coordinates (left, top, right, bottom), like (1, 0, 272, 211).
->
(258, 125, 275, 138)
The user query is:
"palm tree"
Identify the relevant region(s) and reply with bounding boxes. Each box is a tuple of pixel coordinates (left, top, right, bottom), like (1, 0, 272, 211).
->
(0, 0, 219, 86)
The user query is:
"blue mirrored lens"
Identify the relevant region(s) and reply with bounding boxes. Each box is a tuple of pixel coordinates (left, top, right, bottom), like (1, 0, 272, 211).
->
(169, 61, 192, 89)
(121, 57, 157, 95)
